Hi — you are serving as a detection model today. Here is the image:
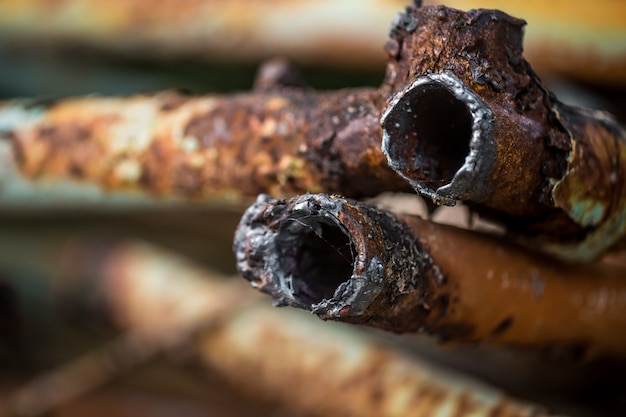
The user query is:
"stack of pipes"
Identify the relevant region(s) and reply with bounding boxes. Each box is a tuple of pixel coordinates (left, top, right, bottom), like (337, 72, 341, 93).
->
(0, 1, 625, 416)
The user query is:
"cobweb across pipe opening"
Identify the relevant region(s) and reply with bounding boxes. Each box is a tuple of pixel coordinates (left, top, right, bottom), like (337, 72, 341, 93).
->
(277, 216, 355, 306)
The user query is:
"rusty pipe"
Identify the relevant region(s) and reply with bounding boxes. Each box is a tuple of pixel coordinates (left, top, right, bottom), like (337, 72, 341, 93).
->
(422, 0, 626, 85)
(0, 236, 256, 417)
(0, 235, 554, 417)
(0, 68, 409, 209)
(0, 0, 624, 85)
(380, 5, 626, 261)
(0, 236, 254, 339)
(235, 194, 626, 358)
(0, 0, 407, 72)
(200, 304, 555, 417)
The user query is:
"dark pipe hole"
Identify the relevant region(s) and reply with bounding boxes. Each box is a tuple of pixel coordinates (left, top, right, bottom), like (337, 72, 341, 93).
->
(278, 217, 355, 306)
(384, 82, 473, 183)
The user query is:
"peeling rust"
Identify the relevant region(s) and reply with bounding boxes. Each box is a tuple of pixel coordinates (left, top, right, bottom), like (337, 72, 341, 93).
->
(428, 0, 626, 85)
(0, 87, 409, 206)
(235, 193, 626, 358)
(234, 193, 439, 333)
(380, 5, 626, 261)
(3, 3, 625, 246)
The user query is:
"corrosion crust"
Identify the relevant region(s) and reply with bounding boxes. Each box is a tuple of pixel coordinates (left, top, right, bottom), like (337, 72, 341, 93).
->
(2, 88, 408, 206)
(234, 194, 440, 332)
(236, 193, 626, 358)
(380, 4, 626, 260)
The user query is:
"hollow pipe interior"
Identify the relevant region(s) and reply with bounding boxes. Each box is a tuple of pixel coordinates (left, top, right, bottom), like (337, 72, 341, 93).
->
(382, 81, 473, 184)
(277, 216, 355, 306)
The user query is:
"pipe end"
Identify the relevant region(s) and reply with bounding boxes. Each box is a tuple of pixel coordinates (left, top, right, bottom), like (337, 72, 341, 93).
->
(381, 72, 495, 205)
(234, 194, 384, 318)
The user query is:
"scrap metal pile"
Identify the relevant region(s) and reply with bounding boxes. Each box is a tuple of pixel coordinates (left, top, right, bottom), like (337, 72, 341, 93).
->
(0, 1, 625, 417)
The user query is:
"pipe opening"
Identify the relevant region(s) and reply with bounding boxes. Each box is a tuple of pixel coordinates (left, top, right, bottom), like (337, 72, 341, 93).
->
(278, 216, 355, 306)
(383, 81, 473, 184)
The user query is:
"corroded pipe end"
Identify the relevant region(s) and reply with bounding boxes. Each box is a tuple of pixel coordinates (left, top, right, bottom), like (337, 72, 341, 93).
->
(381, 72, 495, 206)
(234, 194, 379, 318)
(234, 194, 432, 328)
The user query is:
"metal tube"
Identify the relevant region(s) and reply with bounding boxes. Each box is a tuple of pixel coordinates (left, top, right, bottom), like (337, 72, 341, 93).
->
(2, 2, 624, 262)
(0, 0, 623, 84)
(0, 237, 255, 417)
(0, 235, 553, 417)
(235, 194, 626, 358)
(200, 303, 554, 417)
(0, 0, 406, 71)
(0, 82, 407, 209)
(380, 5, 626, 261)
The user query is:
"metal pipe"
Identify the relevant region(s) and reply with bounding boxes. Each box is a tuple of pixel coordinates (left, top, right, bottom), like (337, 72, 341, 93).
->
(199, 303, 554, 417)
(423, 0, 626, 85)
(2, 3, 624, 263)
(0, 235, 554, 417)
(0, 0, 406, 71)
(0, 236, 255, 417)
(381, 5, 626, 261)
(0, 0, 623, 84)
(0, 77, 407, 209)
(235, 194, 626, 358)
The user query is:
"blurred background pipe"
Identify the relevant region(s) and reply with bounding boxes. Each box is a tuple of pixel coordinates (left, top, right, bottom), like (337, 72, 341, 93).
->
(0, 0, 623, 93)
(199, 302, 555, 417)
(0, 235, 554, 417)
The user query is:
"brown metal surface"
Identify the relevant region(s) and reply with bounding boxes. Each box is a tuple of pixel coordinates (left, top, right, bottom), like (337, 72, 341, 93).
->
(0, 4, 623, 415)
(0, 82, 407, 207)
(380, 4, 626, 261)
(428, 0, 626, 85)
(200, 304, 552, 417)
(3, 4, 623, 254)
(235, 194, 626, 358)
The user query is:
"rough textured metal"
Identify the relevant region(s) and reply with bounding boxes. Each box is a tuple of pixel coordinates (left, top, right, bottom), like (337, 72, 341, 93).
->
(235, 194, 626, 358)
(432, 0, 626, 85)
(381, 5, 626, 261)
(0, 82, 408, 208)
(0, 235, 555, 417)
(3, 3, 624, 246)
(234, 194, 427, 330)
